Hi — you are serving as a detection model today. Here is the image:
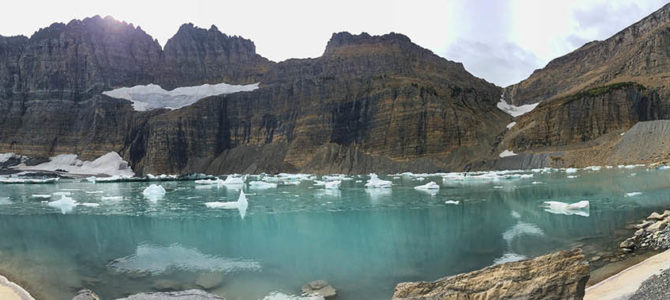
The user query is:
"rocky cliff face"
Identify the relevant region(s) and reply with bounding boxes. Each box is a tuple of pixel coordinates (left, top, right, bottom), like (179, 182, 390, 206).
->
(0, 17, 508, 175)
(393, 249, 590, 300)
(505, 3, 670, 105)
(505, 83, 665, 152)
(130, 32, 509, 174)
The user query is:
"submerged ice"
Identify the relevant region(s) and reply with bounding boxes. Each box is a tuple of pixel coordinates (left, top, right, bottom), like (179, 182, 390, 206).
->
(143, 184, 166, 202)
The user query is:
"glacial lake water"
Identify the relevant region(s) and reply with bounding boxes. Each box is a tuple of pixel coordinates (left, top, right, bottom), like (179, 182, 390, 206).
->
(1, 167, 670, 300)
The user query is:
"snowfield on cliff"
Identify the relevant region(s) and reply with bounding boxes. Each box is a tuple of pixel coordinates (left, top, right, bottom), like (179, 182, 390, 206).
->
(496, 99, 539, 117)
(103, 82, 260, 111)
(17, 152, 135, 177)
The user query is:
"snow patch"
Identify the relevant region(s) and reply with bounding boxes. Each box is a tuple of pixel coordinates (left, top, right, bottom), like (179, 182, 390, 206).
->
(18, 152, 134, 177)
(499, 150, 517, 158)
(103, 82, 259, 111)
(496, 99, 539, 117)
(506, 122, 517, 129)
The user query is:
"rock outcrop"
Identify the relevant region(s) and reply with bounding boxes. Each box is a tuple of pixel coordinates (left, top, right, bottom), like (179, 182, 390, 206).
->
(392, 249, 590, 300)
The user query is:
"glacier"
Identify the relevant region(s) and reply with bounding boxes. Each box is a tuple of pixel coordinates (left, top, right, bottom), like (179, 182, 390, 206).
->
(103, 82, 259, 111)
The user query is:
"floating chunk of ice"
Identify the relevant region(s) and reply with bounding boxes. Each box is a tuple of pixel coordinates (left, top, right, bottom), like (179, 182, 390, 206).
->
(365, 174, 392, 188)
(80, 203, 100, 208)
(142, 184, 166, 202)
(249, 181, 278, 189)
(542, 201, 590, 217)
(625, 192, 642, 197)
(48, 195, 78, 214)
(414, 181, 440, 191)
(103, 82, 259, 111)
(0, 197, 11, 205)
(0, 177, 59, 184)
(195, 178, 225, 186)
(444, 200, 460, 205)
(205, 191, 249, 219)
(324, 180, 341, 189)
(313, 180, 326, 186)
(32, 194, 52, 199)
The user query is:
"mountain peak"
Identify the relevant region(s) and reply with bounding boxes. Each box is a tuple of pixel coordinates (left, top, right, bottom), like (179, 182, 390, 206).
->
(323, 32, 413, 56)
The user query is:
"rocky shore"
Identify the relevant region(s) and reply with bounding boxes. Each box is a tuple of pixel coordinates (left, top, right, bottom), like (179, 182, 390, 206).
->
(619, 209, 670, 254)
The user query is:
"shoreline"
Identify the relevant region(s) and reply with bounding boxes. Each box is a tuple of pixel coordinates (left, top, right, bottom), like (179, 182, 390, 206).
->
(585, 249, 670, 299)
(0, 274, 35, 300)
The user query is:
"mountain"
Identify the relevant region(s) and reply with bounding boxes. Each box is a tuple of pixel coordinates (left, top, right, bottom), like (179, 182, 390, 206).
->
(0, 16, 509, 175)
(491, 3, 670, 169)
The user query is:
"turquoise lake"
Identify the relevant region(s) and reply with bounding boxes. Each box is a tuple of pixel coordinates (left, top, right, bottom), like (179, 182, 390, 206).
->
(1, 167, 670, 299)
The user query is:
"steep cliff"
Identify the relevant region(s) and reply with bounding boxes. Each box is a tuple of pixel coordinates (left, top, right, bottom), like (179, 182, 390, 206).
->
(505, 2, 670, 105)
(131, 32, 509, 174)
(0, 17, 508, 175)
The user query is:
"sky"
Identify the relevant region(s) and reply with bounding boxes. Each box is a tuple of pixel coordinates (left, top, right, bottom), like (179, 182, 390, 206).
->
(0, 0, 667, 87)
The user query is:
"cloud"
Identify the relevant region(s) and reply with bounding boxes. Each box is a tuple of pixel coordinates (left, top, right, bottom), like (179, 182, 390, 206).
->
(444, 40, 542, 87)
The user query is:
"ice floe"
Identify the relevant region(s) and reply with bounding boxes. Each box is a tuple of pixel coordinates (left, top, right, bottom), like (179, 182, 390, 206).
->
(31, 194, 52, 199)
(18, 152, 134, 177)
(80, 203, 100, 208)
(143, 184, 166, 202)
(565, 168, 578, 174)
(205, 191, 249, 219)
(444, 200, 460, 205)
(249, 181, 278, 189)
(107, 244, 261, 275)
(48, 195, 78, 214)
(496, 99, 539, 117)
(414, 181, 439, 191)
(324, 180, 341, 189)
(625, 192, 643, 197)
(101, 196, 123, 202)
(0, 197, 11, 205)
(103, 82, 259, 111)
(365, 174, 392, 188)
(542, 201, 589, 217)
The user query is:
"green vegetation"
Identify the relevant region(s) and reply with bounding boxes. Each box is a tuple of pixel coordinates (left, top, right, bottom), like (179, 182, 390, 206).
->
(561, 82, 645, 105)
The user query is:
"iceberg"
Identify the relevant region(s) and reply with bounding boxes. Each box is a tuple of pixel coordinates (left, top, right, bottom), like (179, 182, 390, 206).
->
(103, 82, 259, 111)
(565, 168, 578, 174)
(365, 174, 392, 188)
(444, 200, 460, 205)
(542, 201, 590, 217)
(223, 175, 246, 185)
(80, 203, 100, 208)
(313, 180, 326, 186)
(414, 181, 440, 191)
(625, 192, 642, 197)
(249, 181, 278, 189)
(205, 191, 249, 219)
(142, 184, 166, 202)
(31, 194, 52, 199)
(324, 180, 341, 189)
(48, 195, 78, 214)
(101, 196, 123, 202)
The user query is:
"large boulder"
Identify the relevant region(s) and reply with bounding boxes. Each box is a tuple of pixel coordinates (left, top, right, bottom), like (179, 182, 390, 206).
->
(393, 249, 589, 300)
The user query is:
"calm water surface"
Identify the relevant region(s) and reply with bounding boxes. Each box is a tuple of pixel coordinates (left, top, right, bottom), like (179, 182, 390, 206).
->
(0, 167, 669, 299)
